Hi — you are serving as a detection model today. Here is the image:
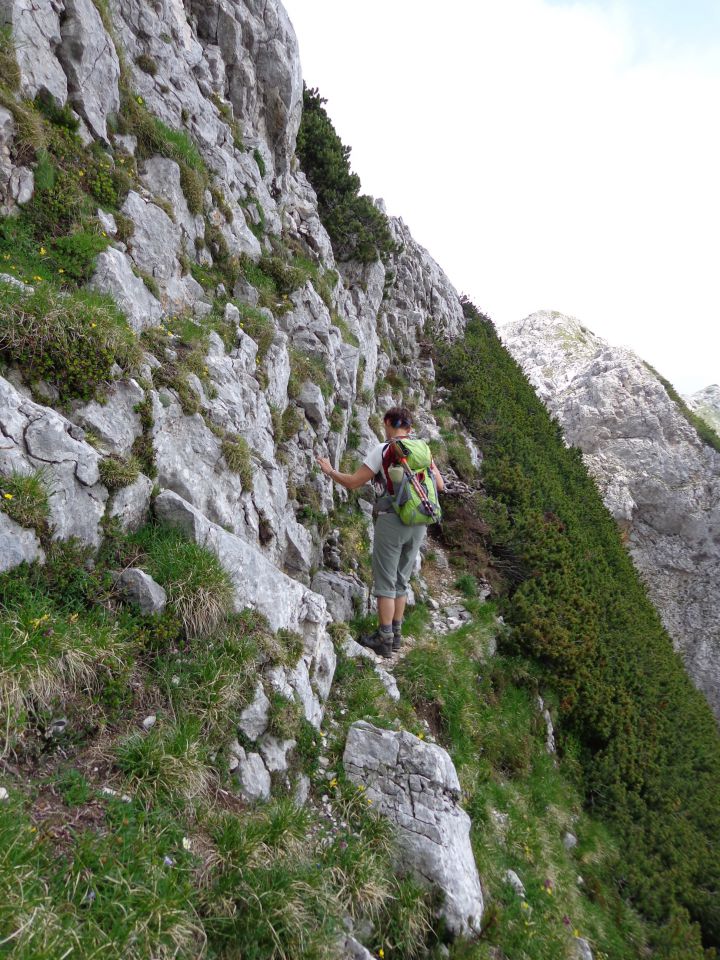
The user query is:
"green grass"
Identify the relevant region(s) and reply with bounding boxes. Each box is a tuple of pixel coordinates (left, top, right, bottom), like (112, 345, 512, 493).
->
(114, 716, 211, 807)
(221, 433, 254, 491)
(0, 470, 50, 539)
(237, 303, 275, 360)
(288, 348, 332, 399)
(0, 281, 141, 403)
(125, 524, 235, 638)
(99, 453, 141, 491)
(0, 26, 20, 92)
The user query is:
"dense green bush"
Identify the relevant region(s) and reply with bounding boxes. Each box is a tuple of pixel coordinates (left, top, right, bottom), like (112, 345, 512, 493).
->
(296, 86, 396, 264)
(437, 299, 720, 950)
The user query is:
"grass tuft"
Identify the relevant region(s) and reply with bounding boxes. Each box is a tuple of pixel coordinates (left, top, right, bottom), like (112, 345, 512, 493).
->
(99, 453, 141, 491)
(128, 525, 235, 638)
(0, 469, 50, 538)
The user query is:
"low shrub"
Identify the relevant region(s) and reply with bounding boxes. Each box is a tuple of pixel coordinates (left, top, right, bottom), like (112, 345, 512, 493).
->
(237, 304, 275, 361)
(296, 86, 397, 264)
(135, 53, 158, 76)
(0, 283, 140, 403)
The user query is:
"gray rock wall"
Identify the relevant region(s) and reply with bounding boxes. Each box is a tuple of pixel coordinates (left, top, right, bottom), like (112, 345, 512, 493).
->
(501, 311, 720, 719)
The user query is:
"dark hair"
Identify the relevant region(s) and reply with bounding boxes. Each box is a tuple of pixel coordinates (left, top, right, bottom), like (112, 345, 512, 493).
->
(383, 406, 413, 429)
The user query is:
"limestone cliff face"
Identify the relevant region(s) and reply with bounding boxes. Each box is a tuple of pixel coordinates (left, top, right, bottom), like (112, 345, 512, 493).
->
(0, 0, 467, 678)
(501, 311, 720, 720)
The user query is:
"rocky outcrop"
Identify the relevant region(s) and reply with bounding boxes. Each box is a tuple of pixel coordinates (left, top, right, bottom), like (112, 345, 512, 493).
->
(686, 384, 720, 435)
(501, 311, 720, 718)
(0, 376, 107, 546)
(343, 720, 484, 938)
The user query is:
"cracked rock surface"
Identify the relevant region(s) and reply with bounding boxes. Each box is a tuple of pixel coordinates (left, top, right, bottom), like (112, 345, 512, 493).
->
(343, 719, 484, 938)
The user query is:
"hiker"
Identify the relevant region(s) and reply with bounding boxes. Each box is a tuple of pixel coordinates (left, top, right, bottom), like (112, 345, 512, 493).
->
(316, 406, 444, 658)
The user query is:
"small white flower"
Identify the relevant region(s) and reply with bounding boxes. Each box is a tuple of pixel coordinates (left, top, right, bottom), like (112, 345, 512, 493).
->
(182, 836, 192, 850)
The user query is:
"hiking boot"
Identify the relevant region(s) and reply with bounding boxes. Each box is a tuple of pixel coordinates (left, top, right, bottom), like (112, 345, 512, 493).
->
(359, 629, 393, 658)
(392, 632, 402, 653)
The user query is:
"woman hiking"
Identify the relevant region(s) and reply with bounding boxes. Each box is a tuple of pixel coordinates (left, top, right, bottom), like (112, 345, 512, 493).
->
(316, 406, 444, 658)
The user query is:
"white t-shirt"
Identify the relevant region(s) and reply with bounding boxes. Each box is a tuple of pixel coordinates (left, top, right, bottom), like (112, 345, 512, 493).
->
(362, 441, 391, 476)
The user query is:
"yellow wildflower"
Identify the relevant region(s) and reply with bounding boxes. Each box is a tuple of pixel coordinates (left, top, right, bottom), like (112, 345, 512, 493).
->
(378, 950, 384, 959)
(33, 275, 43, 282)
(39, 246, 46, 255)
(58, 268, 65, 274)
(79, 170, 85, 177)
(574, 929, 581, 938)
(90, 323, 97, 329)
(3, 493, 13, 500)
(520, 901, 529, 911)
(136, 96, 144, 105)
(417, 732, 425, 740)
(329, 778, 338, 788)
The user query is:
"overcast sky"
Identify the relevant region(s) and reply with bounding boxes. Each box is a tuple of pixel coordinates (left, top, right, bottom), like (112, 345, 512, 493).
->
(282, 0, 720, 394)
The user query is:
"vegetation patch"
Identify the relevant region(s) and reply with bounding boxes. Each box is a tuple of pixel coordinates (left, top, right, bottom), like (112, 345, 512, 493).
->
(127, 523, 234, 638)
(0, 282, 140, 403)
(288, 347, 332, 399)
(296, 86, 397, 264)
(98, 454, 141, 491)
(437, 298, 720, 952)
(0, 469, 50, 539)
(221, 433, 254, 491)
(118, 89, 208, 214)
(644, 361, 720, 454)
(0, 26, 20, 92)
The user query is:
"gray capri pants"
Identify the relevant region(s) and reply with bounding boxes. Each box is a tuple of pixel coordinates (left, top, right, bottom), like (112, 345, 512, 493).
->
(372, 511, 426, 598)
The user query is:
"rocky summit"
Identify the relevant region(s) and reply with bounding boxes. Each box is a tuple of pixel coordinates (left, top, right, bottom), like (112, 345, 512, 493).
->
(501, 310, 720, 719)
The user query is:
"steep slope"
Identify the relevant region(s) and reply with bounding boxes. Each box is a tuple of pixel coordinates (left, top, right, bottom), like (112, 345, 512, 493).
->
(686, 384, 720, 436)
(1, 2, 719, 958)
(500, 311, 720, 719)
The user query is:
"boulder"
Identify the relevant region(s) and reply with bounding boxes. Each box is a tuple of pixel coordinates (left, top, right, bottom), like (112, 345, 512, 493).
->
(107, 474, 153, 533)
(88, 247, 163, 333)
(0, 511, 44, 573)
(311, 570, 368, 623)
(0, 377, 107, 546)
(343, 720, 483, 938)
(237, 680, 271, 741)
(258, 734, 295, 773)
(231, 744, 271, 803)
(72, 379, 145, 457)
(140, 156, 203, 252)
(114, 567, 167, 615)
(121, 190, 181, 283)
(153, 490, 328, 640)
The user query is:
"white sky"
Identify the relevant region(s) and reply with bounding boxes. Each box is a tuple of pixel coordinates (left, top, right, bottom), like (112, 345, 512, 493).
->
(282, 0, 720, 394)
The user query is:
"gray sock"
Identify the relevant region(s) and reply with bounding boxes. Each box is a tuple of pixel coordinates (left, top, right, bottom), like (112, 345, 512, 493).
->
(392, 619, 403, 635)
(379, 623, 393, 637)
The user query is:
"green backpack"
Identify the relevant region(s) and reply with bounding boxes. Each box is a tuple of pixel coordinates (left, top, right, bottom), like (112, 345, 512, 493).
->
(386, 438, 442, 526)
